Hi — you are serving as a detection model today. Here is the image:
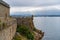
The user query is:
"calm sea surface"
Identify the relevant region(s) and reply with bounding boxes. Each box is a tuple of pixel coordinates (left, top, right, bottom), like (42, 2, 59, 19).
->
(33, 17, 60, 40)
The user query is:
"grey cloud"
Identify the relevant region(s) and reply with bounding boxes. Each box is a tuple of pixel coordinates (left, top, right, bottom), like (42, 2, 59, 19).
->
(10, 10, 60, 16)
(3, 0, 60, 7)
(34, 10, 60, 16)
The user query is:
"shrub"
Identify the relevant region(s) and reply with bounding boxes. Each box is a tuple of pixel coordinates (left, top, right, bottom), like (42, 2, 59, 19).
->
(17, 25, 34, 40)
(3, 23, 5, 27)
(13, 35, 21, 40)
(33, 27, 36, 31)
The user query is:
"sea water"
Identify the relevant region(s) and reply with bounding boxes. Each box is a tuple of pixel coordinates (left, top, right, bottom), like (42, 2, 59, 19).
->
(33, 17, 60, 40)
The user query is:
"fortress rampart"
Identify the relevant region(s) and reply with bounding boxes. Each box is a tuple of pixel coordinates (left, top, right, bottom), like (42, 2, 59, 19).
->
(0, 0, 17, 40)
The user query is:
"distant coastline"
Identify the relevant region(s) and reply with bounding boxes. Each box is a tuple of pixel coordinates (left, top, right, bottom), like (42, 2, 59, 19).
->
(34, 15, 60, 17)
(11, 15, 60, 17)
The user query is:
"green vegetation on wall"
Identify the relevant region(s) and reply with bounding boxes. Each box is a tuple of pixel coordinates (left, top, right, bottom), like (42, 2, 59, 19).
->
(17, 25, 34, 40)
(13, 35, 21, 40)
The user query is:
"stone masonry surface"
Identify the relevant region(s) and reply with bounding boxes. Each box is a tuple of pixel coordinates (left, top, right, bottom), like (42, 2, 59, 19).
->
(0, 0, 17, 40)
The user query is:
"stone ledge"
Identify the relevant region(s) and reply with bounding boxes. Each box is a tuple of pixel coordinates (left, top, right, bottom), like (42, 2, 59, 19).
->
(0, 0, 10, 8)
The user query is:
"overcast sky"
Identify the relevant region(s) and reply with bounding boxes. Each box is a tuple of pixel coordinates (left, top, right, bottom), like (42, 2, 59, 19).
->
(3, 0, 60, 15)
(3, 0, 60, 7)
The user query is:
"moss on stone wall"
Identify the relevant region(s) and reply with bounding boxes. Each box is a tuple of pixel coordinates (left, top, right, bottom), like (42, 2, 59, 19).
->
(17, 25, 34, 40)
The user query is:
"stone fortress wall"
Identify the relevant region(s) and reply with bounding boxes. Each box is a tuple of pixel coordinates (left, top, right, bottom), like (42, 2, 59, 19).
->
(0, 0, 17, 40)
(16, 16, 34, 30)
(0, 23, 17, 40)
(16, 16, 44, 40)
